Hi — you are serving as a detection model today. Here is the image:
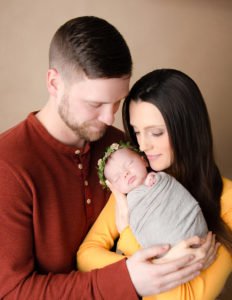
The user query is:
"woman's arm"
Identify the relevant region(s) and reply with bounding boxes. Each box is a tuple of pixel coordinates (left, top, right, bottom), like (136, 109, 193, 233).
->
(120, 178, 232, 300)
(77, 190, 232, 300)
(77, 195, 124, 271)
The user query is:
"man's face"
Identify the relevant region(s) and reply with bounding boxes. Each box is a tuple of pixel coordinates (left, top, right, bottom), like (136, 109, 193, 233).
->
(57, 75, 130, 141)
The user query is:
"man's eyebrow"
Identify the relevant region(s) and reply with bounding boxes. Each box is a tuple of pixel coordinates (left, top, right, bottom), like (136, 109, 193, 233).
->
(85, 99, 122, 104)
(131, 124, 166, 130)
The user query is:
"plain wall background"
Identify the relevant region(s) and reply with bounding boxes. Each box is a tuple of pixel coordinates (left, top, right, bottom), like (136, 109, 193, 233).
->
(1, 0, 232, 180)
(0, 1, 232, 298)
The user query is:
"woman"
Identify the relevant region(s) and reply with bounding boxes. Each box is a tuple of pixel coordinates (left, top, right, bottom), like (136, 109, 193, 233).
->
(77, 69, 232, 299)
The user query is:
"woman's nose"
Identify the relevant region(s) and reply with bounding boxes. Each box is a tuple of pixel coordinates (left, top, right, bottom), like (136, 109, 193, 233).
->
(138, 136, 150, 152)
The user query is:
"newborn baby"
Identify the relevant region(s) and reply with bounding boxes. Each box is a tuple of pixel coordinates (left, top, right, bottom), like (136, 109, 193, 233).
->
(98, 142, 208, 248)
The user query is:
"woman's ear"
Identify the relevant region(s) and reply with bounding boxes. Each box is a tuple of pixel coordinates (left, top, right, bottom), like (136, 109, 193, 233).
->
(46, 68, 63, 98)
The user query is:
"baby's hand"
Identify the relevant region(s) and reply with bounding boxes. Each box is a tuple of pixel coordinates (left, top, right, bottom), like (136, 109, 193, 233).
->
(145, 172, 156, 187)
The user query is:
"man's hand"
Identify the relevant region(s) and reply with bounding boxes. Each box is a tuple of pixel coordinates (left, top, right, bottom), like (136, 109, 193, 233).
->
(126, 245, 202, 296)
(154, 232, 219, 270)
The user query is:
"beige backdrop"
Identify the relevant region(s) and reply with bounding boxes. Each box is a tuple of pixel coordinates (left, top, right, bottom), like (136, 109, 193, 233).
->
(1, 0, 232, 179)
(0, 1, 232, 298)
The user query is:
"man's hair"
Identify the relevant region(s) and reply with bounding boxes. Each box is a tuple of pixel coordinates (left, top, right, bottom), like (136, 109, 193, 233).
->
(49, 16, 132, 80)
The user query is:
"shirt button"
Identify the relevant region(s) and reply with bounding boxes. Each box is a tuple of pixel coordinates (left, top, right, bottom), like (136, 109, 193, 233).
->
(75, 149, 80, 154)
(84, 180, 88, 186)
(86, 198, 91, 204)
(78, 164, 83, 169)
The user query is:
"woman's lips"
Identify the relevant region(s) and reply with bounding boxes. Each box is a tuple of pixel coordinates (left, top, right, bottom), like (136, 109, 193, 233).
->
(146, 154, 161, 160)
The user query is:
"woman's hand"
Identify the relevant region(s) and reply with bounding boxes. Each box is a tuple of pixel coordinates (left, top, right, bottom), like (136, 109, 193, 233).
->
(106, 180, 129, 233)
(197, 231, 221, 270)
(154, 232, 220, 270)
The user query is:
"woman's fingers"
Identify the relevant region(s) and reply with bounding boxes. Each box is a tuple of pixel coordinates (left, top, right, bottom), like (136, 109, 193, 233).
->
(105, 180, 113, 191)
(201, 236, 220, 270)
(106, 180, 129, 233)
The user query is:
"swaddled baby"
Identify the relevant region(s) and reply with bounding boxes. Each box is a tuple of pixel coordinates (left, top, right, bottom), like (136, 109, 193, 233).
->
(98, 142, 208, 248)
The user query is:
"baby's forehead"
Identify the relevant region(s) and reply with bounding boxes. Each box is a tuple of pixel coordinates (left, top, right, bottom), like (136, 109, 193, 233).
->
(109, 148, 138, 165)
(116, 147, 131, 155)
(111, 147, 135, 159)
(104, 147, 140, 178)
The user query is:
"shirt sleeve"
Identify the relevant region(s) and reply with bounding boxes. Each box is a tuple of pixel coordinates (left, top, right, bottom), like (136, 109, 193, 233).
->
(0, 161, 138, 300)
(77, 188, 232, 300)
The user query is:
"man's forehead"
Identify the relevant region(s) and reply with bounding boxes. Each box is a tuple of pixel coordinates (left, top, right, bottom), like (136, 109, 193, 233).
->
(74, 75, 130, 100)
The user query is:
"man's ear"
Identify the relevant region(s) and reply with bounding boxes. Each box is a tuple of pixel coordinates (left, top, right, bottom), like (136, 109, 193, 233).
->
(46, 68, 62, 97)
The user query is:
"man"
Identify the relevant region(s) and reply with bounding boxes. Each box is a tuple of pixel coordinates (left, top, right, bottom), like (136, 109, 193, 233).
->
(0, 16, 204, 299)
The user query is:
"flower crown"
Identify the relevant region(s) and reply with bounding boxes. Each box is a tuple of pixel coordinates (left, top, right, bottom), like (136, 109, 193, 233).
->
(97, 141, 141, 189)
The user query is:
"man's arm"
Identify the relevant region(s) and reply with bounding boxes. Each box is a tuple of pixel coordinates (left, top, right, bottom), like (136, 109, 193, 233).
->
(1, 261, 138, 299)
(0, 161, 138, 299)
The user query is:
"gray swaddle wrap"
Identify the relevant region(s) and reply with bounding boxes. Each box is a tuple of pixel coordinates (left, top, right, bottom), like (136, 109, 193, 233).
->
(127, 172, 208, 248)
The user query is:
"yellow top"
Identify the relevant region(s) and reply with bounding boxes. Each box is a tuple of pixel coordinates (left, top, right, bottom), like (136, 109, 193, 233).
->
(77, 178, 232, 300)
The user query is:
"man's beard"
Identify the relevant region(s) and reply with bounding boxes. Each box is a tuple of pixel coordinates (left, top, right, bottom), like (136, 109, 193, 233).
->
(58, 94, 107, 142)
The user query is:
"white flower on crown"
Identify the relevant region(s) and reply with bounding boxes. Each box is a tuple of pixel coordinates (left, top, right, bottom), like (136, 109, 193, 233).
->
(111, 143, 120, 150)
(97, 159, 103, 167)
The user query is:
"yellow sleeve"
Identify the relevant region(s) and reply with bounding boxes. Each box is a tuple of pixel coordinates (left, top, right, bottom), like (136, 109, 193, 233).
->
(77, 179, 232, 300)
(120, 178, 232, 300)
(151, 246, 232, 300)
(117, 225, 142, 255)
(77, 194, 124, 271)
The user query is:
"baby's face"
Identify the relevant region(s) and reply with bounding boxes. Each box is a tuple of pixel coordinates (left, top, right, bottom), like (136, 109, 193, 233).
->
(104, 148, 148, 194)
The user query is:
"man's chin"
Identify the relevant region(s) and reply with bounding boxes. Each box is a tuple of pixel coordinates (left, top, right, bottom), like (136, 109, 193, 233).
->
(83, 128, 107, 142)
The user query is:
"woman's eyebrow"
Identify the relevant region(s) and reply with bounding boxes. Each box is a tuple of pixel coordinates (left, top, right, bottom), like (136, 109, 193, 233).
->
(131, 124, 166, 130)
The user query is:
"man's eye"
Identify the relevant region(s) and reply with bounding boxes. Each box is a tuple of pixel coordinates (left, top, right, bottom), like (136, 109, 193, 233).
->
(88, 102, 101, 108)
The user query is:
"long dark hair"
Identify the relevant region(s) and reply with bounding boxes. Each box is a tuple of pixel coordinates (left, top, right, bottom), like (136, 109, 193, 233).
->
(123, 69, 232, 253)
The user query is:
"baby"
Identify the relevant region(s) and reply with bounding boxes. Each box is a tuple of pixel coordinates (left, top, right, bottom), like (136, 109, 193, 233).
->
(97, 142, 208, 248)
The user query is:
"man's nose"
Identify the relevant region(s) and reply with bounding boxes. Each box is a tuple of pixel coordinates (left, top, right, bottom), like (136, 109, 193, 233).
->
(98, 106, 115, 126)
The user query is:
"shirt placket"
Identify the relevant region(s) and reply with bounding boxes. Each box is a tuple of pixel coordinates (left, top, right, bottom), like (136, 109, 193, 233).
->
(74, 149, 93, 219)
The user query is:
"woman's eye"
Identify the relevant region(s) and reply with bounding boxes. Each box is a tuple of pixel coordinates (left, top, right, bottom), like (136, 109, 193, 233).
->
(151, 132, 163, 137)
(134, 131, 140, 136)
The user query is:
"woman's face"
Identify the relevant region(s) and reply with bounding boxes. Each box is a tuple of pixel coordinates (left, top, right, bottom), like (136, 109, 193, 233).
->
(129, 100, 173, 171)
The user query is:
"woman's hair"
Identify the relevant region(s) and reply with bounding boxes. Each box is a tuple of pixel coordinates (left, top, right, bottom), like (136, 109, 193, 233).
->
(49, 16, 132, 80)
(123, 68, 232, 253)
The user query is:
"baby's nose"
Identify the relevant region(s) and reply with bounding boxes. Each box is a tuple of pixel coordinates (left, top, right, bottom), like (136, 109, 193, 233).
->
(124, 170, 129, 178)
